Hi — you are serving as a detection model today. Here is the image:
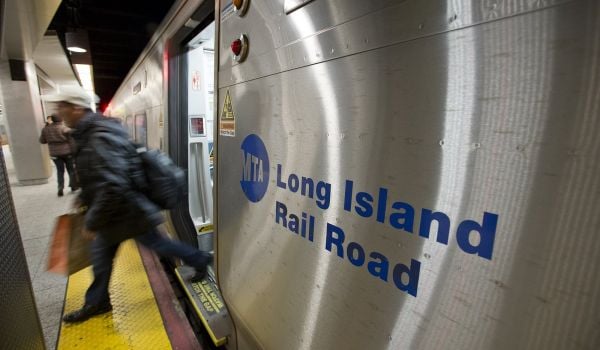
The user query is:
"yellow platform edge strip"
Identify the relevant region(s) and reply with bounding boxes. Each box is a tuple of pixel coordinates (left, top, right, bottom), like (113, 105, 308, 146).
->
(58, 240, 172, 349)
(174, 269, 227, 346)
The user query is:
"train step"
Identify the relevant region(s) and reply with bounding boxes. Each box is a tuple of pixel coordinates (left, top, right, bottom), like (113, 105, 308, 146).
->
(175, 266, 231, 346)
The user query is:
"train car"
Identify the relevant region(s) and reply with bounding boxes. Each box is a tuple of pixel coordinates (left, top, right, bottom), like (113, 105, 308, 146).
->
(107, 0, 600, 349)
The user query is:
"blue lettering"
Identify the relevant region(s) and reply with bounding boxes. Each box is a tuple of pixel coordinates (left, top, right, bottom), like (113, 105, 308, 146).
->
(276, 164, 287, 189)
(288, 174, 299, 192)
(355, 192, 374, 218)
(367, 252, 389, 281)
(300, 177, 314, 197)
(392, 259, 421, 297)
(456, 212, 498, 260)
(275, 201, 287, 227)
(316, 181, 331, 210)
(344, 180, 353, 212)
(276, 164, 332, 211)
(390, 201, 415, 232)
(326, 223, 345, 258)
(323, 223, 420, 297)
(376, 187, 388, 223)
(288, 214, 299, 233)
(347, 242, 365, 267)
(309, 215, 315, 242)
(301, 212, 307, 238)
(419, 209, 450, 245)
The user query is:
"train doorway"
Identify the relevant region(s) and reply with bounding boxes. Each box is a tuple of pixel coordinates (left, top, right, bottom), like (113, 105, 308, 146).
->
(184, 22, 215, 251)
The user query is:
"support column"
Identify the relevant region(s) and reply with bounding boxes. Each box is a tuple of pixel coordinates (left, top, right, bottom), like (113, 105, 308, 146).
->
(0, 146, 45, 350)
(0, 59, 51, 185)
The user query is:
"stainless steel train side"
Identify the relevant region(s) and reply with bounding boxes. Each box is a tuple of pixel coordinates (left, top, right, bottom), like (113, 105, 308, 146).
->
(106, 0, 600, 349)
(216, 0, 600, 349)
(106, 0, 209, 151)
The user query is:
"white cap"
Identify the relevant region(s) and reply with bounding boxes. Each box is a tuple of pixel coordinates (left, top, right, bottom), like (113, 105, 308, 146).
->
(43, 86, 99, 108)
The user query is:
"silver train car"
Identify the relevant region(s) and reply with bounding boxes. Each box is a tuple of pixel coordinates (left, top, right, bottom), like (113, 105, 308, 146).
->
(107, 0, 600, 349)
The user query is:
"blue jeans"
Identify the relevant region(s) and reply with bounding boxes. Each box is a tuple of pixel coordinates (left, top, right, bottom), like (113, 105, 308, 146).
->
(84, 227, 210, 306)
(52, 155, 76, 190)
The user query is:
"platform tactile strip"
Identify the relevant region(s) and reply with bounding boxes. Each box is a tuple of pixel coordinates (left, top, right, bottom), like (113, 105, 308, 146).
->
(58, 240, 172, 349)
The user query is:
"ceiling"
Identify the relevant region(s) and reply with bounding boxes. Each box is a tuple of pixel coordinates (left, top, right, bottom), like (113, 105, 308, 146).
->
(33, 34, 81, 93)
(47, 0, 176, 106)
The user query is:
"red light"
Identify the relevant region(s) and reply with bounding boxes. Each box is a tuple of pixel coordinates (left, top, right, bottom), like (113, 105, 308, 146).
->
(231, 39, 243, 56)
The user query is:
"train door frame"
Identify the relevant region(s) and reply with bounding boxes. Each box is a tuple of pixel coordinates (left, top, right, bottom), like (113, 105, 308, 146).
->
(165, 1, 216, 248)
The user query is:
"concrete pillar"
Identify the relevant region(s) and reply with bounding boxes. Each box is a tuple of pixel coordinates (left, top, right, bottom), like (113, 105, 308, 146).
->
(0, 59, 51, 185)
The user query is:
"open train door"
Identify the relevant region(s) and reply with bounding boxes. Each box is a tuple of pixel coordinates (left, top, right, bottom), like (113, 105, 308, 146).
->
(166, 1, 234, 347)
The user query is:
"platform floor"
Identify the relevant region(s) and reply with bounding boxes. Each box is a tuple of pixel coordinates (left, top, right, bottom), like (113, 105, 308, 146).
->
(4, 145, 72, 349)
(58, 240, 173, 349)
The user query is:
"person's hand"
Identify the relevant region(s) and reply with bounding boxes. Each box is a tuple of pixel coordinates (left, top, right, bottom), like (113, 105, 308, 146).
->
(82, 227, 95, 240)
(72, 197, 87, 213)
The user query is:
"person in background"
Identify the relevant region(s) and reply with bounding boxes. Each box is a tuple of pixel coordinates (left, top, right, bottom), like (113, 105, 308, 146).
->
(45, 115, 53, 126)
(39, 114, 78, 196)
(44, 87, 211, 323)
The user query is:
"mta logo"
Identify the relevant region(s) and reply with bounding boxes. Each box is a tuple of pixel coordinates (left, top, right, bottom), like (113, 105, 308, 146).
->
(242, 153, 264, 182)
(240, 134, 269, 202)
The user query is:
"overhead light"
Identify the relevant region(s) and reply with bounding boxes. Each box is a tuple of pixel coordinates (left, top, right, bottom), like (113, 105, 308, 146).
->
(65, 30, 90, 54)
(74, 64, 94, 92)
(68, 46, 87, 53)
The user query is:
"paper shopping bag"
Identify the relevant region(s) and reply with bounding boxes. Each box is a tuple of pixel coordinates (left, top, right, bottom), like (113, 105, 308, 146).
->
(47, 213, 92, 275)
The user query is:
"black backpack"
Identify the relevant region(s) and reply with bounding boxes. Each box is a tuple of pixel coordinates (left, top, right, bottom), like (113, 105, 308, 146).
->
(135, 146, 186, 209)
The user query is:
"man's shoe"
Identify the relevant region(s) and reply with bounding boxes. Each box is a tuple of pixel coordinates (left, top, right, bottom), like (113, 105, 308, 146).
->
(63, 303, 112, 323)
(190, 266, 207, 282)
(71, 186, 79, 192)
(57, 189, 64, 197)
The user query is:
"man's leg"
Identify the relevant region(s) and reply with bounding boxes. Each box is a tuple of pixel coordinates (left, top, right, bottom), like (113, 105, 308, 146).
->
(136, 228, 211, 269)
(52, 157, 65, 195)
(63, 155, 78, 190)
(63, 235, 119, 323)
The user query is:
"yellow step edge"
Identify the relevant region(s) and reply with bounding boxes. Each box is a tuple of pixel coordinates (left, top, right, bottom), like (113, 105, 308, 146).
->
(174, 268, 227, 346)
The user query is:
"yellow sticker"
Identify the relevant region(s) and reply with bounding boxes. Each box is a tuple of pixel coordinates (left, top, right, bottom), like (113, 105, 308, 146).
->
(220, 90, 235, 137)
(198, 223, 214, 233)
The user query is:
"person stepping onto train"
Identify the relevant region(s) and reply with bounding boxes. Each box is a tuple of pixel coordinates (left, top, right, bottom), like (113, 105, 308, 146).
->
(44, 87, 212, 323)
(39, 114, 79, 196)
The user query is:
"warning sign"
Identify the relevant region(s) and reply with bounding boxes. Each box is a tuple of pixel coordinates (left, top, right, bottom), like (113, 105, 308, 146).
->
(220, 90, 235, 137)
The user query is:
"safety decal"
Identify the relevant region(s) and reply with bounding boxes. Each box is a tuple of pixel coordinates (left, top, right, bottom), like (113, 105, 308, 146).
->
(191, 280, 225, 315)
(220, 90, 235, 137)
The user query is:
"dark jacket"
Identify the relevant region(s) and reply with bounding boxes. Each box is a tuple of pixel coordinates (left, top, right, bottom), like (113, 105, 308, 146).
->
(39, 122, 73, 156)
(72, 112, 163, 243)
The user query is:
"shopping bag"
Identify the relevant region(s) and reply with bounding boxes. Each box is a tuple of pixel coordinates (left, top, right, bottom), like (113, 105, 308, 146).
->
(47, 213, 92, 275)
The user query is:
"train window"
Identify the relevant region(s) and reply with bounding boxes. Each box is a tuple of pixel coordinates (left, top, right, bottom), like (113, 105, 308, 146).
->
(125, 115, 135, 139)
(134, 113, 147, 146)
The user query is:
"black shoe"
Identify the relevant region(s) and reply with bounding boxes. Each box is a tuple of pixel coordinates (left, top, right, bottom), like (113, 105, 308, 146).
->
(63, 303, 113, 323)
(71, 186, 79, 192)
(190, 266, 207, 282)
(58, 189, 64, 197)
(190, 254, 213, 282)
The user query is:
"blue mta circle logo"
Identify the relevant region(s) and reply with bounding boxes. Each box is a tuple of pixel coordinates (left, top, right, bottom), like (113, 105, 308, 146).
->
(240, 134, 269, 202)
